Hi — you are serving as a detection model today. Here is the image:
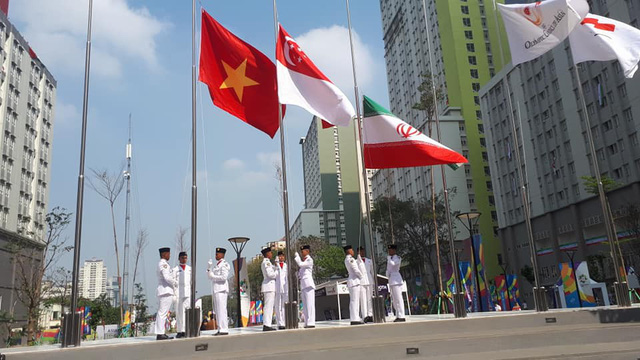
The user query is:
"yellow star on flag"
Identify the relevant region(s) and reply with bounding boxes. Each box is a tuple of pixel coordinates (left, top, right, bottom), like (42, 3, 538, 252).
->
(219, 59, 259, 102)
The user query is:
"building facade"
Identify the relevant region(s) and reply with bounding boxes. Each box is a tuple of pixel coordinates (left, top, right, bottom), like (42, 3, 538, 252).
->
(296, 117, 367, 247)
(106, 275, 120, 307)
(375, 0, 510, 276)
(0, 2, 56, 332)
(78, 258, 108, 300)
(480, 0, 640, 304)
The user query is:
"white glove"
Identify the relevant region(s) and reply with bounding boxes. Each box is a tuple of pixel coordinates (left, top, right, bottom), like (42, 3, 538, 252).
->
(357, 254, 362, 261)
(207, 259, 213, 270)
(294, 252, 300, 259)
(387, 255, 391, 260)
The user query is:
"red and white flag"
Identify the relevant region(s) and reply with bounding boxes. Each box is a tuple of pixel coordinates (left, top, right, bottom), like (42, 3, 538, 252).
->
(569, 14, 640, 78)
(362, 96, 467, 169)
(498, 0, 588, 66)
(276, 24, 355, 127)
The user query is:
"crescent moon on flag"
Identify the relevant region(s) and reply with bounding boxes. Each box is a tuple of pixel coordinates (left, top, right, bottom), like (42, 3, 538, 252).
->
(283, 36, 298, 67)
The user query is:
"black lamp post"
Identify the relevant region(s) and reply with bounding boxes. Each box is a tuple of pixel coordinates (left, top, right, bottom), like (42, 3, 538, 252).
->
(228, 237, 250, 328)
(457, 211, 483, 312)
(562, 249, 582, 308)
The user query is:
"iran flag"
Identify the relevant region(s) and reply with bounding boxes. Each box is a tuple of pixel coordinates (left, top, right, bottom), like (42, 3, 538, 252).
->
(569, 14, 640, 78)
(276, 24, 355, 127)
(362, 96, 467, 169)
(497, 0, 588, 66)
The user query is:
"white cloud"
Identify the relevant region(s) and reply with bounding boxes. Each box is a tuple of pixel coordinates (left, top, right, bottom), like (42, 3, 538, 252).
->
(54, 101, 81, 127)
(11, 0, 169, 78)
(295, 25, 376, 98)
(256, 152, 281, 169)
(222, 158, 245, 171)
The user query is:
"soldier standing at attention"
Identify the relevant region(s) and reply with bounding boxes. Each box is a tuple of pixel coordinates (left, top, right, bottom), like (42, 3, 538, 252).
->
(155, 247, 177, 340)
(207, 247, 231, 335)
(358, 246, 374, 323)
(386, 244, 406, 322)
(294, 245, 316, 328)
(275, 250, 288, 330)
(173, 251, 191, 338)
(261, 247, 277, 331)
(344, 245, 364, 325)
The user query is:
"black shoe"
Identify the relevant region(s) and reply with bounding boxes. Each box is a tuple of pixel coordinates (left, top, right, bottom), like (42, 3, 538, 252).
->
(350, 321, 364, 325)
(213, 332, 229, 336)
(393, 318, 406, 322)
(156, 334, 172, 340)
(304, 325, 315, 329)
(175, 332, 186, 338)
(364, 316, 373, 323)
(278, 326, 286, 330)
(263, 325, 276, 332)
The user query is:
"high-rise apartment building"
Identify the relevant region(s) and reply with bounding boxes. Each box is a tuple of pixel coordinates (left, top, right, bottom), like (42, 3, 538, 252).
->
(480, 0, 640, 303)
(293, 117, 370, 247)
(375, 0, 510, 276)
(78, 259, 108, 300)
(0, 1, 56, 330)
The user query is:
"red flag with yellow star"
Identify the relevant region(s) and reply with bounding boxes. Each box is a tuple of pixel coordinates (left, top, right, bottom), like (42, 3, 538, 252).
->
(199, 10, 282, 138)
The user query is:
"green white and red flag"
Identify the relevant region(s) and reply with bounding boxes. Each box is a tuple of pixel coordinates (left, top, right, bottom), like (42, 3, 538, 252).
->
(362, 96, 467, 169)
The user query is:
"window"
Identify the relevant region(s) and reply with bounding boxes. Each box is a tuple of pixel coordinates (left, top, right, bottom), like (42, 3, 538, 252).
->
(466, 43, 475, 52)
(607, 143, 618, 155)
(602, 119, 613, 131)
(624, 108, 633, 122)
(618, 84, 628, 98)
(461, 5, 469, 14)
(468, 56, 477, 65)
(463, 18, 471, 27)
(465, 30, 473, 40)
(470, 69, 479, 78)
(630, 133, 639, 147)
(472, 83, 480, 92)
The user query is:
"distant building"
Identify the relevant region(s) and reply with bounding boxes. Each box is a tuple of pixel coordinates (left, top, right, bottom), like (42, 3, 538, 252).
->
(106, 275, 120, 307)
(78, 258, 108, 300)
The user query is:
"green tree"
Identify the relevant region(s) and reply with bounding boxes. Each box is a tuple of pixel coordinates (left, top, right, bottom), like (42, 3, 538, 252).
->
(412, 72, 444, 126)
(133, 283, 150, 336)
(581, 175, 620, 195)
(314, 246, 348, 281)
(246, 257, 263, 301)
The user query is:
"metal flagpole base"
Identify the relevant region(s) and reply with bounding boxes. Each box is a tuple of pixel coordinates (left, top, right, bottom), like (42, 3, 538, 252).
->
(61, 311, 83, 348)
(285, 302, 299, 329)
(372, 296, 386, 323)
(614, 282, 631, 307)
(452, 293, 467, 318)
(185, 307, 201, 338)
(533, 287, 549, 312)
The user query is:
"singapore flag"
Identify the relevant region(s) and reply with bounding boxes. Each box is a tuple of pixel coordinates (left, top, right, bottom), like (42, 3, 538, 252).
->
(276, 24, 355, 127)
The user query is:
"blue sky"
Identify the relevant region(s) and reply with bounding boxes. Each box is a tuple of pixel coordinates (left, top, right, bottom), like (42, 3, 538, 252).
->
(9, 0, 390, 309)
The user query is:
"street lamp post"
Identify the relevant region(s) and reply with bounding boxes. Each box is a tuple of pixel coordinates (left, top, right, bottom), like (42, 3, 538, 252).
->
(562, 249, 582, 308)
(228, 237, 250, 328)
(457, 212, 483, 312)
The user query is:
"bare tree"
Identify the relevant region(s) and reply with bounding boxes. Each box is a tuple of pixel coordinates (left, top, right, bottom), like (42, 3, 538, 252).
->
(131, 228, 149, 295)
(274, 163, 284, 212)
(88, 167, 125, 326)
(8, 207, 72, 345)
(174, 226, 189, 253)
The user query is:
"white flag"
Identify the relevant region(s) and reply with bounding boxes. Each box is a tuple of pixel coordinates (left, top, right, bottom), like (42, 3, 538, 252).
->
(569, 14, 640, 78)
(498, 0, 588, 66)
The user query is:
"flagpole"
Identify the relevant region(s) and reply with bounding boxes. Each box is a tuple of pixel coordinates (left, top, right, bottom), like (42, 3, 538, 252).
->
(491, 0, 548, 311)
(345, 0, 385, 323)
(272, 0, 299, 330)
(571, 61, 630, 307)
(421, 0, 466, 318)
(62, 0, 93, 348)
(185, 0, 200, 337)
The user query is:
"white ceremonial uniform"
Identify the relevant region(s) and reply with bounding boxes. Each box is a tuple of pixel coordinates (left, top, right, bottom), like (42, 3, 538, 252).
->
(155, 258, 177, 335)
(261, 257, 277, 328)
(294, 252, 316, 327)
(173, 264, 191, 333)
(386, 254, 405, 319)
(275, 261, 289, 328)
(358, 255, 374, 319)
(208, 258, 231, 333)
(345, 254, 363, 322)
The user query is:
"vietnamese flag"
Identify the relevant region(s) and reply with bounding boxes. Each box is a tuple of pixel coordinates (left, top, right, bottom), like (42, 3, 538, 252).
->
(199, 10, 282, 138)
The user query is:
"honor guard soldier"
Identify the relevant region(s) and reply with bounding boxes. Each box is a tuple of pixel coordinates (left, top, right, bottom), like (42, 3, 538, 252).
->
(275, 250, 288, 330)
(207, 247, 231, 335)
(294, 245, 316, 328)
(344, 245, 364, 325)
(155, 247, 177, 340)
(357, 246, 374, 323)
(173, 251, 191, 338)
(386, 244, 406, 322)
(261, 247, 277, 331)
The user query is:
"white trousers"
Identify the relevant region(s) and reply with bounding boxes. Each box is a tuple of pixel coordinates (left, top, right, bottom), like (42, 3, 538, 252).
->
(175, 296, 191, 333)
(213, 291, 229, 333)
(390, 284, 405, 319)
(360, 284, 372, 318)
(275, 292, 288, 327)
(301, 287, 315, 327)
(154, 294, 173, 335)
(262, 291, 275, 327)
(348, 285, 362, 322)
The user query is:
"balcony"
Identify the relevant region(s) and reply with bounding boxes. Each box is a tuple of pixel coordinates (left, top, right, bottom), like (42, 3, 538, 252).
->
(4, 120, 15, 134)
